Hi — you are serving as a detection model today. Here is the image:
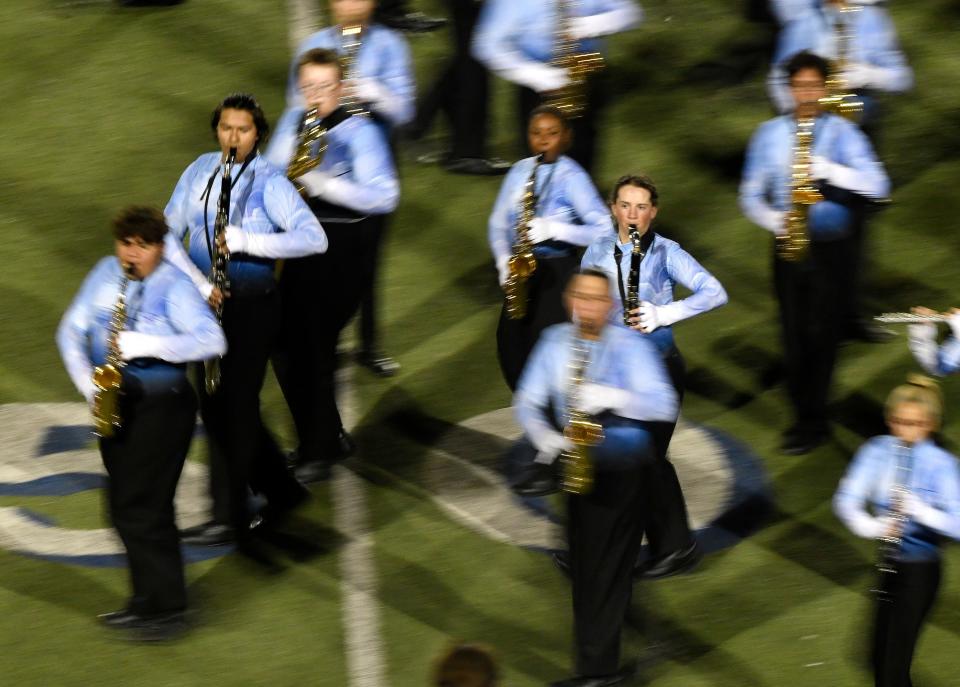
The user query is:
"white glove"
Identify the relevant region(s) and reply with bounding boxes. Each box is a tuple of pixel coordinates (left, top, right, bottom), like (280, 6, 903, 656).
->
(527, 217, 558, 244)
(533, 431, 574, 464)
(842, 62, 879, 90)
(809, 156, 864, 194)
(757, 208, 787, 236)
(79, 376, 97, 405)
(224, 224, 247, 255)
(638, 301, 683, 334)
(578, 382, 630, 416)
(948, 310, 960, 341)
(903, 492, 951, 533)
(351, 77, 389, 106)
(296, 169, 334, 198)
(512, 63, 569, 93)
(117, 331, 156, 361)
(496, 255, 510, 288)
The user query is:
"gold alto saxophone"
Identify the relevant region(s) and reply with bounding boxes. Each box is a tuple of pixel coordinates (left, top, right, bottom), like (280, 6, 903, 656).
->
(872, 441, 911, 603)
(548, 0, 605, 119)
(288, 108, 329, 197)
(777, 115, 821, 263)
(340, 23, 369, 117)
(204, 147, 236, 394)
(560, 334, 604, 494)
(504, 155, 542, 320)
(92, 263, 133, 438)
(623, 224, 642, 326)
(819, 3, 864, 120)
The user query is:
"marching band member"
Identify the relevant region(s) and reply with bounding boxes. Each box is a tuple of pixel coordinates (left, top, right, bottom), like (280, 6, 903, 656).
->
(472, 0, 642, 173)
(739, 50, 889, 455)
(908, 307, 960, 377)
(164, 93, 326, 547)
(266, 48, 399, 483)
(581, 173, 727, 578)
(515, 268, 677, 687)
(490, 105, 608, 391)
(834, 376, 960, 687)
(57, 206, 226, 640)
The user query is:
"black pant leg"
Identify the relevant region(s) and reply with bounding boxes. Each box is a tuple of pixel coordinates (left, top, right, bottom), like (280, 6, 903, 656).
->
(101, 383, 196, 616)
(358, 214, 389, 353)
(872, 559, 941, 687)
(448, 0, 489, 158)
(806, 241, 844, 430)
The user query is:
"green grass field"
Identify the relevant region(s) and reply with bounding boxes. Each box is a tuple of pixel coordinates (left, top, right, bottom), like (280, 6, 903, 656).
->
(2, 1, 960, 685)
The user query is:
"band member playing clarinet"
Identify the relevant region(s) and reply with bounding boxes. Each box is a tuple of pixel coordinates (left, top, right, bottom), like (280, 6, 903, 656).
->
(56, 206, 226, 640)
(834, 376, 960, 687)
(581, 173, 727, 578)
(266, 48, 399, 483)
(739, 50, 889, 455)
(490, 105, 608, 391)
(515, 268, 677, 687)
(164, 94, 327, 548)
(908, 307, 960, 377)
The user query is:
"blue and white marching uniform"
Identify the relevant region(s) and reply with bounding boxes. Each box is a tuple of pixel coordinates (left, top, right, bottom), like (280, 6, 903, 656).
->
(910, 318, 960, 377)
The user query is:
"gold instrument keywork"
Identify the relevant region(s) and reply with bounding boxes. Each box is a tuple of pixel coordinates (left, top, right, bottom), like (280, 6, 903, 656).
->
(819, 4, 863, 120)
(622, 224, 643, 326)
(288, 108, 329, 197)
(777, 116, 821, 262)
(560, 335, 603, 495)
(340, 24, 369, 117)
(204, 147, 236, 395)
(92, 264, 133, 438)
(874, 312, 950, 325)
(547, 0, 605, 119)
(504, 155, 542, 320)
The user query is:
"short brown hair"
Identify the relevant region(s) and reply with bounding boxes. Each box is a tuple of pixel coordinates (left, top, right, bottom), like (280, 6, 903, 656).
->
(433, 643, 499, 687)
(609, 174, 659, 207)
(297, 47, 344, 80)
(111, 206, 168, 245)
(529, 104, 572, 131)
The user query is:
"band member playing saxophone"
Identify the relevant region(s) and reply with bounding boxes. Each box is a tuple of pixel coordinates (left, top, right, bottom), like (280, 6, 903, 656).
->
(739, 51, 889, 455)
(834, 376, 960, 687)
(164, 94, 326, 548)
(280, 0, 414, 375)
(908, 307, 960, 377)
(515, 268, 677, 687)
(581, 174, 727, 578)
(473, 0, 642, 173)
(56, 206, 226, 640)
(266, 48, 399, 483)
(489, 106, 608, 391)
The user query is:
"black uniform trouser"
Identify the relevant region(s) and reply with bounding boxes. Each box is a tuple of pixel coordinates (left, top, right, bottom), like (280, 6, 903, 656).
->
(517, 73, 607, 175)
(871, 558, 941, 687)
(773, 239, 845, 435)
(275, 219, 373, 461)
(497, 252, 580, 391)
(358, 213, 389, 354)
(199, 290, 302, 534)
(411, 0, 490, 159)
(644, 347, 695, 558)
(568, 424, 652, 677)
(100, 380, 195, 616)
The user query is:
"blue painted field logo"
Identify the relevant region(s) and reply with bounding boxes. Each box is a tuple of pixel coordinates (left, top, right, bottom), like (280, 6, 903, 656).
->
(0, 403, 221, 567)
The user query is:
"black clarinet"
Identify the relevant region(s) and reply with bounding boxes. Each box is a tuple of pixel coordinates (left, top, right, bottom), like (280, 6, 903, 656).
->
(204, 146, 236, 394)
(623, 224, 643, 326)
(872, 441, 911, 603)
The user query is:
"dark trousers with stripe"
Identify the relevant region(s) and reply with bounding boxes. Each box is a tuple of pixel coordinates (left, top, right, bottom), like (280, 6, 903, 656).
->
(199, 290, 303, 534)
(871, 558, 941, 687)
(496, 252, 580, 391)
(274, 218, 374, 462)
(100, 379, 195, 616)
(358, 213, 389, 355)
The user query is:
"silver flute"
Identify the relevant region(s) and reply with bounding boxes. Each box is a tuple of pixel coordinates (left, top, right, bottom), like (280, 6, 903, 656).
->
(874, 312, 949, 324)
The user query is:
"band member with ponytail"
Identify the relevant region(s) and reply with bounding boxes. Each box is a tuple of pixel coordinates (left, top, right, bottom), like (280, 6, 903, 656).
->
(164, 93, 326, 548)
(739, 50, 889, 455)
(834, 376, 960, 687)
(266, 48, 399, 483)
(908, 307, 960, 377)
(56, 206, 226, 640)
(280, 0, 413, 375)
(489, 105, 608, 391)
(515, 268, 677, 687)
(580, 173, 727, 578)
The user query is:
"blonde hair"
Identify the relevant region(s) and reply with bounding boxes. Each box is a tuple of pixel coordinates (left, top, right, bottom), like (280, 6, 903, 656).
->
(432, 642, 499, 687)
(884, 374, 944, 430)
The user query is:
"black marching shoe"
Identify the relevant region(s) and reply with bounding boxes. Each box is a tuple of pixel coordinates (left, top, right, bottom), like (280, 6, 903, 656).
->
(511, 461, 561, 497)
(357, 350, 401, 377)
(98, 609, 141, 629)
(179, 522, 235, 547)
(637, 540, 703, 580)
(550, 663, 636, 686)
(100, 609, 188, 642)
(292, 431, 357, 484)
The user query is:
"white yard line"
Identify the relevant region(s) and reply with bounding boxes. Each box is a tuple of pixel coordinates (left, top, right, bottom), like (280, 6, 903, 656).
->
(285, 2, 387, 685)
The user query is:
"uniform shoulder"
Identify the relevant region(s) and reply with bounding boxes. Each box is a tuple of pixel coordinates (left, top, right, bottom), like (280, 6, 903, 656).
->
(557, 155, 589, 178)
(541, 322, 573, 343)
(369, 23, 410, 49)
(652, 234, 680, 251)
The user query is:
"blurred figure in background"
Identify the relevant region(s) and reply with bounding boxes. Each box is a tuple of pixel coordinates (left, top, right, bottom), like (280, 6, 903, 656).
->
(490, 106, 608, 391)
(473, 0, 643, 174)
(376, 0, 447, 33)
(515, 268, 678, 687)
(581, 174, 727, 578)
(56, 206, 226, 640)
(432, 642, 500, 687)
(267, 48, 399, 483)
(408, 0, 511, 176)
(164, 94, 326, 548)
(909, 307, 960, 377)
(739, 51, 889, 455)
(282, 0, 414, 376)
(769, 0, 890, 26)
(834, 376, 960, 687)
